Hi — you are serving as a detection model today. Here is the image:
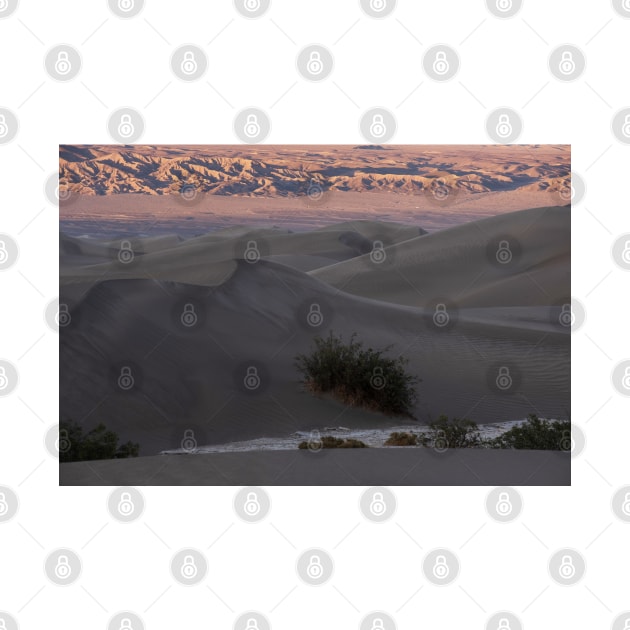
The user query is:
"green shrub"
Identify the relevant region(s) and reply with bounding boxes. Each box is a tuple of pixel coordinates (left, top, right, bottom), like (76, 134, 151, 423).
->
(59, 420, 140, 462)
(298, 436, 368, 449)
(384, 431, 418, 446)
(422, 415, 482, 449)
(486, 414, 571, 450)
(418, 414, 571, 451)
(295, 332, 419, 417)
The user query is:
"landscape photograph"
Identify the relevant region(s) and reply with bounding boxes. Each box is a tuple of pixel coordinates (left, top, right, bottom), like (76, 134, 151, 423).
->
(58, 144, 571, 486)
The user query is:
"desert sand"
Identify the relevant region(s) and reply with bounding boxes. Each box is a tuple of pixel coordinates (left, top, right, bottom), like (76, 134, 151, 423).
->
(60, 449, 570, 486)
(59, 144, 570, 485)
(60, 206, 570, 459)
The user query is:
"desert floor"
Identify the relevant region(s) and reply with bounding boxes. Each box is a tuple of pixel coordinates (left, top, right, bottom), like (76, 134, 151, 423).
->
(60, 449, 569, 486)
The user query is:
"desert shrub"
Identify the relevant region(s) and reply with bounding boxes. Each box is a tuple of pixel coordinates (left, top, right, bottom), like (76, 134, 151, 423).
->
(295, 332, 419, 417)
(384, 431, 418, 446)
(59, 420, 140, 462)
(486, 414, 571, 450)
(422, 415, 482, 449)
(298, 436, 368, 449)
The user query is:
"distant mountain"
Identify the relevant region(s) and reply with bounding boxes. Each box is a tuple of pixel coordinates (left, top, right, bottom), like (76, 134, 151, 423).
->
(59, 144, 571, 199)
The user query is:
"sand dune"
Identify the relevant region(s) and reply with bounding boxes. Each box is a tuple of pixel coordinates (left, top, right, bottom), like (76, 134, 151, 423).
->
(60, 207, 570, 456)
(59, 220, 426, 289)
(312, 206, 570, 308)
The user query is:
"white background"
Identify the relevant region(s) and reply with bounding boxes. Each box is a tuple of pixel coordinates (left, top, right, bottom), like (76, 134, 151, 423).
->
(0, 0, 629, 628)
